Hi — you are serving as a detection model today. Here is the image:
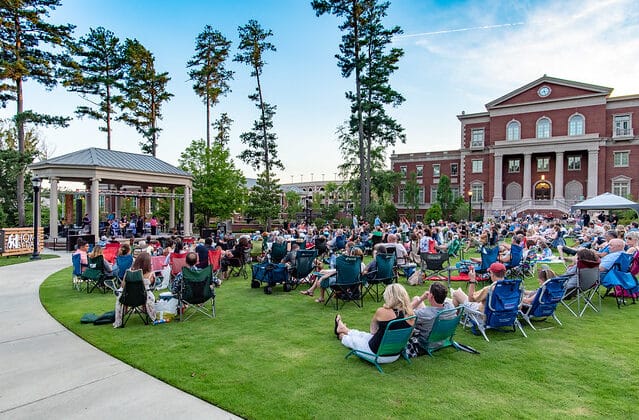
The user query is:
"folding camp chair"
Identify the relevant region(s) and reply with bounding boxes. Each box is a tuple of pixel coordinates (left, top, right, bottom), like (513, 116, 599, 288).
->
(519, 276, 567, 330)
(170, 252, 188, 279)
(118, 269, 151, 327)
(474, 246, 500, 285)
(208, 248, 223, 275)
(561, 267, 601, 317)
(363, 253, 396, 302)
(445, 238, 462, 259)
(227, 248, 251, 279)
(115, 254, 134, 283)
(345, 315, 416, 374)
(71, 253, 84, 291)
(326, 255, 363, 309)
(601, 252, 639, 308)
(269, 242, 288, 263)
(462, 278, 527, 341)
(82, 255, 111, 294)
(103, 242, 120, 264)
(289, 249, 318, 288)
(179, 265, 216, 321)
(421, 252, 450, 280)
(150, 255, 168, 290)
(419, 307, 464, 356)
(504, 244, 524, 279)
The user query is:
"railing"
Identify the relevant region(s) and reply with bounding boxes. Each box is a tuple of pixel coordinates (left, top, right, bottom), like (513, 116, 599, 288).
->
(613, 128, 634, 138)
(503, 198, 577, 215)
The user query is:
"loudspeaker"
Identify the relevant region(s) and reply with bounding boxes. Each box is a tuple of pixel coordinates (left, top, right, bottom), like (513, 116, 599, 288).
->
(75, 199, 83, 226)
(189, 203, 194, 223)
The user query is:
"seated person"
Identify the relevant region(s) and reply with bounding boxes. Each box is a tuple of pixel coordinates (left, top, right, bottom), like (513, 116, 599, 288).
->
(88, 244, 113, 275)
(73, 238, 90, 271)
(499, 234, 524, 266)
(452, 263, 506, 313)
(334, 283, 415, 363)
(624, 231, 639, 255)
(599, 238, 625, 278)
(113, 251, 157, 328)
(300, 247, 365, 303)
(521, 265, 556, 306)
(382, 233, 408, 266)
(220, 237, 250, 280)
(113, 243, 134, 280)
(469, 233, 490, 264)
(170, 251, 199, 294)
(282, 242, 300, 269)
(405, 281, 455, 357)
(562, 248, 600, 292)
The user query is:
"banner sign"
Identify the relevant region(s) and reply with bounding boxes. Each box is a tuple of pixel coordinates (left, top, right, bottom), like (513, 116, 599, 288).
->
(0, 228, 44, 256)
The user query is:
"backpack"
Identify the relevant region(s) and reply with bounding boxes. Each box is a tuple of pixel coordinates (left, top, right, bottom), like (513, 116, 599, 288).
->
(630, 251, 639, 276)
(93, 310, 116, 325)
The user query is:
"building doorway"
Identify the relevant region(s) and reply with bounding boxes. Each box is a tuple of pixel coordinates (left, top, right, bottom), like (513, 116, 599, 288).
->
(534, 181, 552, 200)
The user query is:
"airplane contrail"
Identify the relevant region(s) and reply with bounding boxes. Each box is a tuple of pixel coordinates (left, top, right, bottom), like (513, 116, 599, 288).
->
(394, 22, 525, 39)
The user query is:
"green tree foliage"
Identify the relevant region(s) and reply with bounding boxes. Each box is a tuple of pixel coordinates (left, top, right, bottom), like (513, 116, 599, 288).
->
(213, 112, 233, 145)
(312, 0, 404, 218)
(0, 0, 74, 226)
(234, 20, 282, 230)
(284, 191, 303, 220)
(404, 171, 420, 223)
(245, 171, 282, 231)
(371, 169, 401, 203)
(436, 175, 456, 221)
(179, 139, 246, 223)
(425, 202, 442, 223)
(63, 26, 125, 149)
(119, 39, 173, 156)
(187, 26, 233, 148)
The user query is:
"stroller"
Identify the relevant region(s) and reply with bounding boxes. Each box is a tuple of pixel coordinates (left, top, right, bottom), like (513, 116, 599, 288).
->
(251, 261, 293, 294)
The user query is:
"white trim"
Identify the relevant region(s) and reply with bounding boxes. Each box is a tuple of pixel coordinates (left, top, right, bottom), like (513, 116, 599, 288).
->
(536, 116, 552, 139)
(613, 150, 630, 167)
(488, 95, 606, 117)
(568, 113, 585, 136)
(506, 119, 521, 141)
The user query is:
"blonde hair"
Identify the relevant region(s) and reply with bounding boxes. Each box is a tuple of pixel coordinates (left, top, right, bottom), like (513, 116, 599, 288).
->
(382, 283, 414, 316)
(350, 247, 364, 257)
(89, 245, 103, 258)
(538, 266, 556, 282)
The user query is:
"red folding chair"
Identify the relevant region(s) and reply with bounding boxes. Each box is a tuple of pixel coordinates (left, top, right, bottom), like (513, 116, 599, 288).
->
(208, 248, 222, 274)
(103, 242, 120, 264)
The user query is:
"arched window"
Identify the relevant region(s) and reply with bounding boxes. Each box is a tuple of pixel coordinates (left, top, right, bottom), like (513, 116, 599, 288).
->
(568, 114, 585, 136)
(536, 117, 551, 139)
(506, 120, 520, 140)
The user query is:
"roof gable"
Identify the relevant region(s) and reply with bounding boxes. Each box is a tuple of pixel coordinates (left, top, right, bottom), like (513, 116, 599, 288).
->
(486, 75, 612, 109)
(33, 148, 191, 177)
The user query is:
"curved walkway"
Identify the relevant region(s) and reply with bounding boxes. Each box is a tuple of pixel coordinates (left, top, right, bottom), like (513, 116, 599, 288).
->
(0, 250, 239, 419)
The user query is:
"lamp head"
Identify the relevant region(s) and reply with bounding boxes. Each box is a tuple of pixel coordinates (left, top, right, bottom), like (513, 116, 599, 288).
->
(31, 176, 41, 189)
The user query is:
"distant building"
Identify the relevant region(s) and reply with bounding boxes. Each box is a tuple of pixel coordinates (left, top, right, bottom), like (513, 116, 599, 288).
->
(390, 75, 639, 219)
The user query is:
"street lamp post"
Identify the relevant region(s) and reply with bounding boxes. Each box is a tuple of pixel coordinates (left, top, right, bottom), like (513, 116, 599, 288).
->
(31, 177, 42, 260)
(467, 190, 473, 221)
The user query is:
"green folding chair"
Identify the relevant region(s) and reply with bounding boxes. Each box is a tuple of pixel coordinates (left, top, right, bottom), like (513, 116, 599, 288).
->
(419, 307, 464, 356)
(180, 266, 216, 321)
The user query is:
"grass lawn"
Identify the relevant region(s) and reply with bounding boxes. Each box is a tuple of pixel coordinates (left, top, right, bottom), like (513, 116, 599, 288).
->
(40, 245, 639, 419)
(0, 253, 57, 267)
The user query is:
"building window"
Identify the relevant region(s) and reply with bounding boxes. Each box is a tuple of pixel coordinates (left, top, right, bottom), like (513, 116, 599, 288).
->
(537, 157, 550, 172)
(400, 166, 407, 176)
(614, 151, 629, 167)
(432, 164, 440, 177)
(612, 180, 630, 197)
(450, 163, 458, 176)
(568, 114, 585, 136)
(451, 186, 459, 198)
(430, 187, 437, 204)
(471, 159, 483, 173)
(568, 156, 581, 171)
(398, 187, 405, 204)
(536, 117, 551, 139)
(471, 184, 484, 203)
(506, 120, 520, 141)
(508, 159, 520, 173)
(614, 114, 632, 137)
(470, 129, 484, 148)
(419, 188, 425, 204)
(416, 165, 423, 178)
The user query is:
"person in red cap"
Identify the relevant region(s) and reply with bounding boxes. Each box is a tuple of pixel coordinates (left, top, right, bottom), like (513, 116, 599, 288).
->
(452, 262, 506, 312)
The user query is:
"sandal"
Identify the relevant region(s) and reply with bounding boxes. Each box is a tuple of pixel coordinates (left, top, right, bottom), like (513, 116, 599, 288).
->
(315, 298, 325, 303)
(300, 290, 313, 296)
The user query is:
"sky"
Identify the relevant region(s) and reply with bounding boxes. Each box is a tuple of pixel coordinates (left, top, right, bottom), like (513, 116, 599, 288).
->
(3, 0, 639, 183)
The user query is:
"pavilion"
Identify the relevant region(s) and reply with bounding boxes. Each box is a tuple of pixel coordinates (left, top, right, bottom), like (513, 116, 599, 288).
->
(29, 148, 194, 242)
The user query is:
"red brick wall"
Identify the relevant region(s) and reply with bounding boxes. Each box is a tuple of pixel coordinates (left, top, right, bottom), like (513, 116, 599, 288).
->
(606, 106, 638, 137)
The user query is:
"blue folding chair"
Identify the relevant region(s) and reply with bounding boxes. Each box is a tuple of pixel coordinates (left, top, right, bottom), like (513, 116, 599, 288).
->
(519, 276, 567, 330)
(602, 252, 639, 308)
(71, 253, 84, 291)
(463, 278, 526, 341)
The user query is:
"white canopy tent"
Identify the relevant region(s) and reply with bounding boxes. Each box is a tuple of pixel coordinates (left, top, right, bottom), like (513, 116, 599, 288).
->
(571, 192, 639, 216)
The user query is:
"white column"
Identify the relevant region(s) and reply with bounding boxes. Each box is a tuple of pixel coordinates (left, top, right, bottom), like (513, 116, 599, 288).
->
(522, 153, 532, 200)
(183, 185, 191, 236)
(493, 153, 503, 208)
(114, 191, 120, 219)
(91, 178, 100, 243)
(587, 149, 599, 198)
(554, 151, 564, 199)
(169, 187, 176, 232)
(49, 177, 59, 239)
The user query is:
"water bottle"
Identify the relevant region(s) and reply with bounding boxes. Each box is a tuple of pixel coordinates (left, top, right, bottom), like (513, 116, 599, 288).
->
(153, 318, 169, 325)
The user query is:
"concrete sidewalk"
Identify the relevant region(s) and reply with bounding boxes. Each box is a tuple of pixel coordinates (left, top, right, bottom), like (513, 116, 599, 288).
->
(0, 251, 240, 419)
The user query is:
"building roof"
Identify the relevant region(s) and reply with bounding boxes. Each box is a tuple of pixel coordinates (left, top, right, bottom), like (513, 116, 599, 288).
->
(485, 75, 613, 109)
(31, 147, 191, 177)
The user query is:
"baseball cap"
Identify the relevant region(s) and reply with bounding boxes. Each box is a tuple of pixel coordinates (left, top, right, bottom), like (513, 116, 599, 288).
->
(487, 262, 507, 273)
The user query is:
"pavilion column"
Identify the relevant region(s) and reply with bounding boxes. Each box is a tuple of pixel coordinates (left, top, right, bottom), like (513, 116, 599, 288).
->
(91, 178, 100, 243)
(114, 189, 120, 219)
(492, 153, 503, 209)
(169, 187, 176, 232)
(49, 177, 59, 239)
(183, 186, 191, 236)
(587, 149, 599, 198)
(522, 153, 532, 200)
(554, 151, 564, 199)
(85, 183, 91, 222)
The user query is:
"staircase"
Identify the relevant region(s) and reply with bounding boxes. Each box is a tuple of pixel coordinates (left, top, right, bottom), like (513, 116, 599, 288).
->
(505, 198, 575, 217)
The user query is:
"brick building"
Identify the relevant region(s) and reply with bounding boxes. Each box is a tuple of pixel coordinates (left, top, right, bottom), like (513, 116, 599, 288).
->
(390, 75, 639, 219)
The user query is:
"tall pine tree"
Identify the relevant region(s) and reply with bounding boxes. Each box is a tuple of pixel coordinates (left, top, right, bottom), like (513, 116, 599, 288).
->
(119, 39, 172, 156)
(63, 26, 125, 149)
(0, 0, 74, 226)
(187, 25, 233, 148)
(234, 20, 282, 231)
